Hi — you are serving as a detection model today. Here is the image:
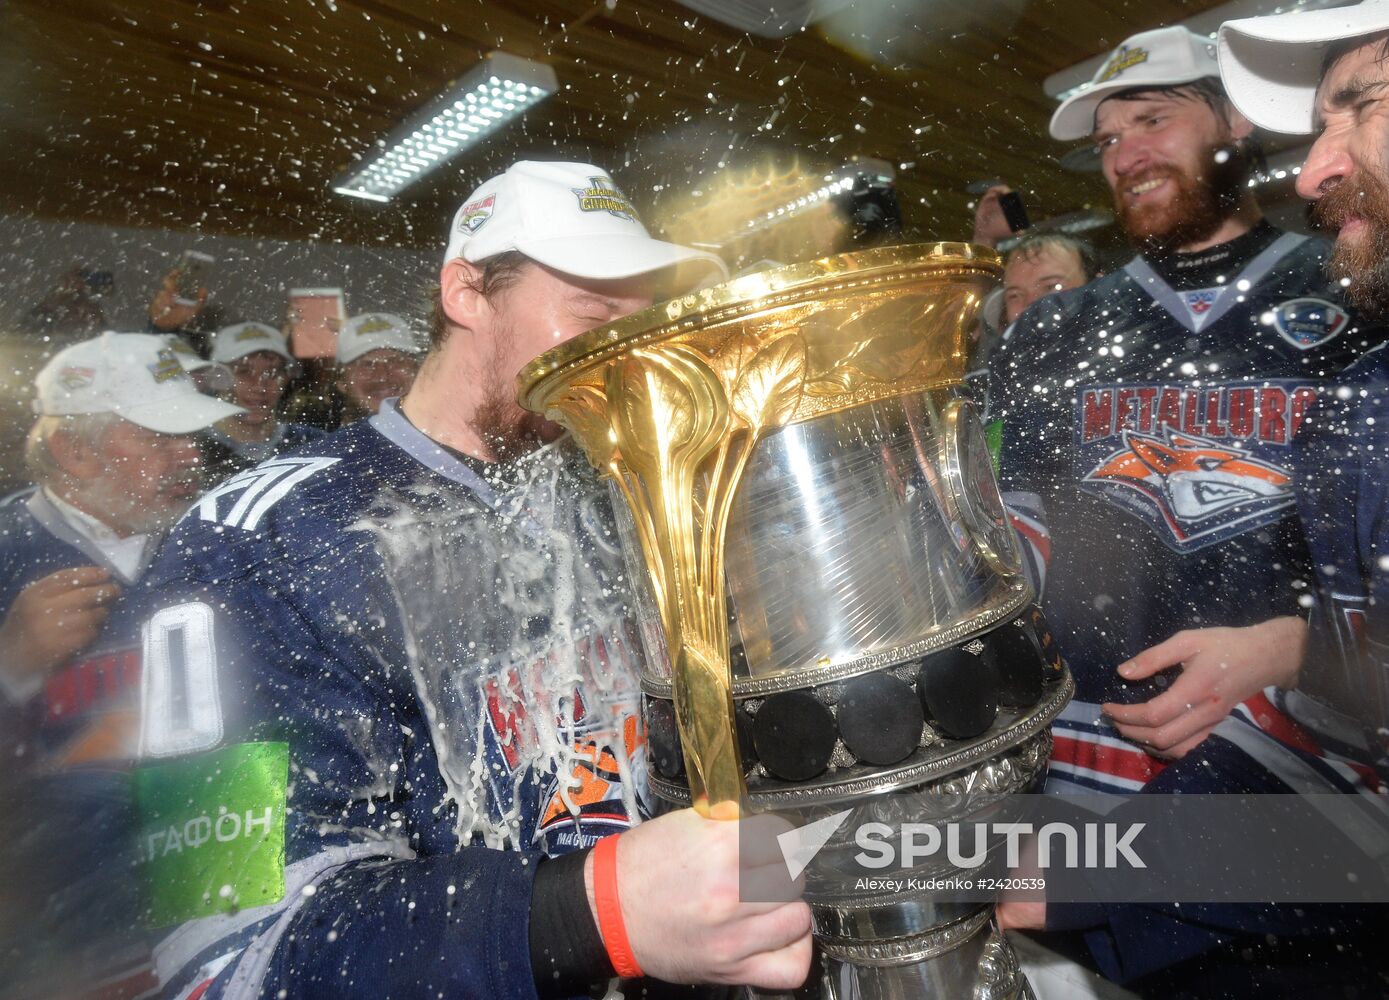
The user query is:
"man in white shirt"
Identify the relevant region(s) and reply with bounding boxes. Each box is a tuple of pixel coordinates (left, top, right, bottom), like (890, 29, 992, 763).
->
(0, 330, 238, 763)
(0, 331, 240, 997)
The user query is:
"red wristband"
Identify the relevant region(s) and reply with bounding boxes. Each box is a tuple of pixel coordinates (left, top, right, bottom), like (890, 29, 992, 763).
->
(592, 833, 644, 979)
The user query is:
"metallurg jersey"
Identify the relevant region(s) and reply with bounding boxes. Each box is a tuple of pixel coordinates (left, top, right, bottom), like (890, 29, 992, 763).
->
(133, 403, 651, 1000)
(987, 229, 1385, 798)
(986, 229, 1389, 991)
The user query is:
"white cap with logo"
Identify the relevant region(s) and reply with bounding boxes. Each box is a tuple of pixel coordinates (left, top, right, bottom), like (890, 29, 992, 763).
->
(1051, 26, 1222, 141)
(442, 160, 727, 286)
(1220, 0, 1389, 135)
(33, 331, 242, 434)
(210, 322, 295, 365)
(163, 334, 213, 372)
(337, 313, 423, 366)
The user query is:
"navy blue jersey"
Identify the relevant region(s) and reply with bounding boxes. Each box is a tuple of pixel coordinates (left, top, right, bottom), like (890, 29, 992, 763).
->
(987, 233, 1389, 990)
(198, 421, 326, 485)
(986, 231, 1386, 794)
(134, 403, 650, 1000)
(0, 493, 149, 767)
(1294, 340, 1389, 763)
(0, 495, 157, 997)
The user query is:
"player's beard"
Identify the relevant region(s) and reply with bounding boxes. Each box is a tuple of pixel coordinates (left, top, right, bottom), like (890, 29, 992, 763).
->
(1312, 167, 1389, 320)
(1115, 140, 1249, 254)
(470, 320, 554, 465)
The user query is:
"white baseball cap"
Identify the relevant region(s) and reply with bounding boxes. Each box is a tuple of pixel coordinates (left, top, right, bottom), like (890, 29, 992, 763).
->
(337, 313, 423, 365)
(210, 322, 295, 366)
(442, 160, 727, 287)
(33, 331, 242, 434)
(1051, 27, 1222, 141)
(1220, 0, 1389, 135)
(163, 334, 212, 372)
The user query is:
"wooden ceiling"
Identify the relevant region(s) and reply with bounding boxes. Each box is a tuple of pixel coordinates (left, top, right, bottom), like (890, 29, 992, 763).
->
(0, 0, 1233, 253)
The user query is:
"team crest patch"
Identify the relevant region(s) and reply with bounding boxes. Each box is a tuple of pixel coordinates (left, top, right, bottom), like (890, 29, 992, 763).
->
(147, 349, 185, 384)
(59, 366, 95, 390)
(1183, 288, 1218, 319)
(1271, 297, 1348, 350)
(458, 194, 495, 234)
(572, 176, 638, 221)
(1097, 45, 1148, 83)
(1083, 426, 1294, 551)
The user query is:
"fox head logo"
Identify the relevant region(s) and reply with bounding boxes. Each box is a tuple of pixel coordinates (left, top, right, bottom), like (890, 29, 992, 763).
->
(1086, 428, 1291, 535)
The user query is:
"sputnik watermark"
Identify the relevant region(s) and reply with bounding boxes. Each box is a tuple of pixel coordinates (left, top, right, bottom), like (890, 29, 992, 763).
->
(775, 815, 1146, 880)
(855, 821, 1146, 870)
(749, 794, 1389, 905)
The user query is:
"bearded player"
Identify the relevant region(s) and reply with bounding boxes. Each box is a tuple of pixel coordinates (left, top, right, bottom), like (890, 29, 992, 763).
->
(988, 24, 1385, 994)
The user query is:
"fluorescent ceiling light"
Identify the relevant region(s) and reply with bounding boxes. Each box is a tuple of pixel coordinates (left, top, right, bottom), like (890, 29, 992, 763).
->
(746, 158, 896, 231)
(332, 52, 558, 203)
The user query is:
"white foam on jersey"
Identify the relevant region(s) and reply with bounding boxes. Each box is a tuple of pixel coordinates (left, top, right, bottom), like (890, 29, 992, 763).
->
(360, 439, 647, 850)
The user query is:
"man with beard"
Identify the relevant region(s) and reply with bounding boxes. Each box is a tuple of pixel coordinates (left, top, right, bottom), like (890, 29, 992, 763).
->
(1219, 0, 1389, 789)
(0, 332, 239, 996)
(131, 161, 813, 1000)
(988, 24, 1385, 994)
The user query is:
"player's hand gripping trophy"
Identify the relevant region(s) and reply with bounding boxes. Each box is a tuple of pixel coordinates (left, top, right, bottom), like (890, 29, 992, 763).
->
(519, 245, 1073, 999)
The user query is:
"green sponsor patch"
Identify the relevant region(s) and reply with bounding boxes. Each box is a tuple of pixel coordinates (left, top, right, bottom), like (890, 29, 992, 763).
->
(135, 741, 288, 927)
(985, 418, 1003, 477)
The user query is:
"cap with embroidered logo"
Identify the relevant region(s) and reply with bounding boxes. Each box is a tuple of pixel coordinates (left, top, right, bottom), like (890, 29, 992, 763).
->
(210, 322, 295, 365)
(1051, 26, 1222, 141)
(337, 313, 423, 366)
(1220, 0, 1389, 135)
(442, 160, 727, 288)
(163, 334, 213, 372)
(33, 331, 242, 434)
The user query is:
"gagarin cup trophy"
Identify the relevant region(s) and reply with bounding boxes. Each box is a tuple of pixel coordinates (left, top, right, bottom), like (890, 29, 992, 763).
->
(519, 245, 1073, 999)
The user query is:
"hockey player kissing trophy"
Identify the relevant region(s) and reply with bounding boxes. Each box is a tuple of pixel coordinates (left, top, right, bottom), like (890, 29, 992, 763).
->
(519, 243, 1073, 998)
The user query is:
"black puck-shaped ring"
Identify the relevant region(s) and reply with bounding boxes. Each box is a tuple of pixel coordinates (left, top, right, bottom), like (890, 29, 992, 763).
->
(735, 703, 759, 775)
(837, 671, 925, 765)
(983, 622, 1045, 708)
(752, 690, 838, 781)
(1026, 607, 1067, 682)
(645, 697, 685, 780)
(917, 647, 1000, 740)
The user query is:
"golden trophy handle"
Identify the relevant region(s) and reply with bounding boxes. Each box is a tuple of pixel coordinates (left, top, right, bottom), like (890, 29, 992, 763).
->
(522, 244, 1001, 820)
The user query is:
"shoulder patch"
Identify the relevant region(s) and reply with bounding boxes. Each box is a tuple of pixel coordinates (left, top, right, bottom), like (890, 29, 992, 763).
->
(189, 456, 341, 531)
(1271, 297, 1349, 351)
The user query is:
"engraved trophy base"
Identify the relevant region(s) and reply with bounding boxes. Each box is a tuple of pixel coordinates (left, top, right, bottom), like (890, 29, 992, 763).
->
(748, 919, 1033, 1000)
(823, 918, 1033, 1000)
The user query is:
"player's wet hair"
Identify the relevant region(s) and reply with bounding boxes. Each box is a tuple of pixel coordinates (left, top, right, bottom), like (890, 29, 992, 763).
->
(1320, 30, 1389, 80)
(1105, 77, 1232, 119)
(427, 250, 533, 349)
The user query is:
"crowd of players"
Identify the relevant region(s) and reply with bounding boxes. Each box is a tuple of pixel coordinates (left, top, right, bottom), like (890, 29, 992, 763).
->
(5, 4, 1389, 999)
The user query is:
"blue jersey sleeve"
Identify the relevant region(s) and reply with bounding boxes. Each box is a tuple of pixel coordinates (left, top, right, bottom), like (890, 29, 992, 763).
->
(135, 522, 546, 1000)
